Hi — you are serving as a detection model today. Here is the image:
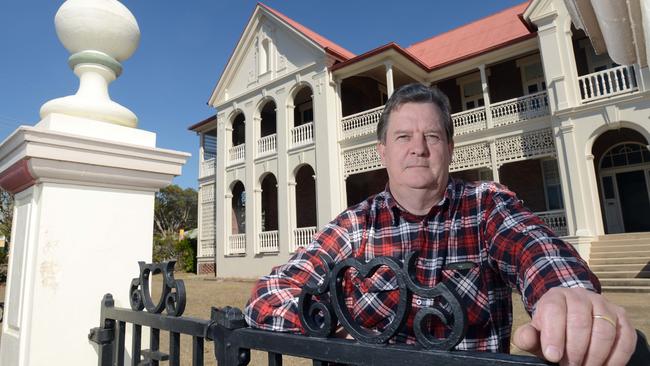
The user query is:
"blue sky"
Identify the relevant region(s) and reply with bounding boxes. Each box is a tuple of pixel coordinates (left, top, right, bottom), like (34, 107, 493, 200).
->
(0, 0, 524, 189)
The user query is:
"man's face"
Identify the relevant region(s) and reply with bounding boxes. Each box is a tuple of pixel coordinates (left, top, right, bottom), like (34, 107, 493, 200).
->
(377, 102, 454, 196)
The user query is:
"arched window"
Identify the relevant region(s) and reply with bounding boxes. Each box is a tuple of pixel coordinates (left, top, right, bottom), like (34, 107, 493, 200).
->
(600, 143, 650, 170)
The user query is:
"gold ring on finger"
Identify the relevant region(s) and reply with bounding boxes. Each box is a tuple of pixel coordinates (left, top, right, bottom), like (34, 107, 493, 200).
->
(592, 314, 617, 329)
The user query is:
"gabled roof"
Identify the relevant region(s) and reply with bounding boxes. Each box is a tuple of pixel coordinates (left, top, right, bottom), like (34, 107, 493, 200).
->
(258, 2, 355, 61)
(406, 1, 534, 70)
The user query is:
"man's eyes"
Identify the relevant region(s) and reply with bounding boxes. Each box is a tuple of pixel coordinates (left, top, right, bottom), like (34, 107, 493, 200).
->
(425, 134, 441, 142)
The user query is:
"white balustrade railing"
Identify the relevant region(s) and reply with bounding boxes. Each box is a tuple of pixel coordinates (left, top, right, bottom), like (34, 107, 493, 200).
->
(578, 65, 638, 103)
(340, 106, 384, 140)
(491, 91, 549, 127)
(227, 234, 246, 255)
(257, 134, 277, 156)
(291, 122, 314, 147)
(199, 239, 215, 257)
(292, 226, 317, 253)
(199, 158, 216, 178)
(535, 209, 568, 237)
(228, 144, 245, 164)
(452, 107, 487, 136)
(258, 230, 279, 253)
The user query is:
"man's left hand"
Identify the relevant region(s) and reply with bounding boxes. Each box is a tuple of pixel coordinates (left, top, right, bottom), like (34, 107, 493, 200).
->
(513, 287, 637, 365)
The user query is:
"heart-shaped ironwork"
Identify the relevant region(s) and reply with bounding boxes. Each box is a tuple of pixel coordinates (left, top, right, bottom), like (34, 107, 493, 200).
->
(330, 256, 409, 344)
(129, 261, 186, 316)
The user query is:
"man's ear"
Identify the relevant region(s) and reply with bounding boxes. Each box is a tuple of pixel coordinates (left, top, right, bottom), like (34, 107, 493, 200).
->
(447, 141, 454, 157)
(377, 141, 386, 164)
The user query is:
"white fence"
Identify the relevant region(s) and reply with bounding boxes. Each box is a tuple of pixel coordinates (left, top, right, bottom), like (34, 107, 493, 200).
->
(578, 65, 638, 103)
(227, 234, 246, 255)
(199, 158, 215, 179)
(258, 230, 279, 253)
(536, 209, 568, 237)
(291, 122, 314, 147)
(257, 134, 277, 156)
(340, 106, 383, 140)
(228, 144, 245, 164)
(292, 226, 317, 253)
(452, 107, 487, 136)
(491, 91, 549, 127)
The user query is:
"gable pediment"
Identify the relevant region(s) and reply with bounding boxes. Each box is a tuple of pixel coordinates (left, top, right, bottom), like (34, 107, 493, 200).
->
(209, 8, 327, 107)
(524, 0, 560, 25)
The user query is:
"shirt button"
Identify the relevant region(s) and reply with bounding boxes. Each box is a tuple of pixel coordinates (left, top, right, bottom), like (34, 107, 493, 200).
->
(415, 299, 422, 305)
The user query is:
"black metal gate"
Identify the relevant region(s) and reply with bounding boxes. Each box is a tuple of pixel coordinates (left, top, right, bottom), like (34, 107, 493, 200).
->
(89, 260, 650, 366)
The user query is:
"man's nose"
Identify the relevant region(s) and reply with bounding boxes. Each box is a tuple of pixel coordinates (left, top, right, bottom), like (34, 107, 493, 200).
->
(409, 134, 429, 156)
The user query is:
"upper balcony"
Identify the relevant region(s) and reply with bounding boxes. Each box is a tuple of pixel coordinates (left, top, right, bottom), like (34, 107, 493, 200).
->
(199, 157, 216, 179)
(339, 91, 550, 142)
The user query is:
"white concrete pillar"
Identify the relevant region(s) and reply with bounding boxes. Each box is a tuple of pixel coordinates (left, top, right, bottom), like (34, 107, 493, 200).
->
(478, 64, 493, 129)
(214, 114, 228, 273)
(488, 139, 500, 182)
(0, 2, 189, 364)
(385, 62, 395, 97)
(313, 73, 344, 226)
(276, 95, 290, 255)
(530, 5, 581, 111)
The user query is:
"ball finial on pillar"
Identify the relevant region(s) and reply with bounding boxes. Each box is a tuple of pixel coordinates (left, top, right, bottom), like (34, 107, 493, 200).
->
(40, 0, 140, 127)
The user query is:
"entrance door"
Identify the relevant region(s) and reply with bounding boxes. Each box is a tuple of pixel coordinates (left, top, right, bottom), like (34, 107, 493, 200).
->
(616, 170, 650, 232)
(601, 174, 624, 233)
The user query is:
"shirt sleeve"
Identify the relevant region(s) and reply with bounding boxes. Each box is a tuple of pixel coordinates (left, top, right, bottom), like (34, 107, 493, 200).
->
(482, 184, 601, 314)
(243, 217, 353, 332)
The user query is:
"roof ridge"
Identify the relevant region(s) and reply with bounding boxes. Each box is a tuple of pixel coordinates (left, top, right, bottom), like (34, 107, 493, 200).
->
(257, 2, 355, 60)
(407, 1, 530, 49)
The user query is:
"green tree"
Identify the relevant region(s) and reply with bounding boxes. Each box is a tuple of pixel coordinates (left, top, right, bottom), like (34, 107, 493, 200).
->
(0, 189, 13, 282)
(153, 185, 198, 270)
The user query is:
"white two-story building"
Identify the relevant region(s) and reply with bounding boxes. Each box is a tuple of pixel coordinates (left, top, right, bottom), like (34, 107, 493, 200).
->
(190, 0, 650, 290)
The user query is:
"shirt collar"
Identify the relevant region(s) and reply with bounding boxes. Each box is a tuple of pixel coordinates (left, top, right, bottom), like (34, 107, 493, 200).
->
(382, 178, 455, 225)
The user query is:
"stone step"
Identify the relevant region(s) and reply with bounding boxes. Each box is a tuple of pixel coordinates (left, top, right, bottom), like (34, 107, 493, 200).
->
(590, 250, 650, 259)
(589, 257, 650, 265)
(597, 232, 650, 241)
(591, 239, 650, 248)
(592, 271, 650, 279)
(589, 263, 650, 272)
(601, 286, 650, 293)
(591, 243, 650, 253)
(598, 278, 650, 287)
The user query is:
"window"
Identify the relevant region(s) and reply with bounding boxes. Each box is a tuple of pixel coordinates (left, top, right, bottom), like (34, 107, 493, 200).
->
(460, 78, 484, 110)
(541, 159, 564, 210)
(517, 55, 546, 95)
(203, 130, 217, 160)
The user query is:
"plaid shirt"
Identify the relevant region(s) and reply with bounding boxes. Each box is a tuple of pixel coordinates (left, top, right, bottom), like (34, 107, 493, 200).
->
(244, 179, 600, 352)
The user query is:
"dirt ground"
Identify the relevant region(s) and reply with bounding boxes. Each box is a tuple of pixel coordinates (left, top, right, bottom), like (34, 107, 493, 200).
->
(1, 276, 648, 365)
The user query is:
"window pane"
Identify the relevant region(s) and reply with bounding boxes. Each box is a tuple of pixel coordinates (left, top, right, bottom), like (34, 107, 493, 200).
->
(602, 176, 615, 199)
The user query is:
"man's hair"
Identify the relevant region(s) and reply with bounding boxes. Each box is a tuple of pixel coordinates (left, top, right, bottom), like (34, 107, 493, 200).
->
(377, 83, 453, 143)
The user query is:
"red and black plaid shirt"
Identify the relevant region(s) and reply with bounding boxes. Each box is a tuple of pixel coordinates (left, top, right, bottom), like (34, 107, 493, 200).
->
(244, 179, 600, 352)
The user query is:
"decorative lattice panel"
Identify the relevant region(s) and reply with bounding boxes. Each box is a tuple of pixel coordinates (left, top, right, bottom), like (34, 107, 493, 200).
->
(450, 142, 491, 172)
(495, 128, 555, 164)
(343, 145, 383, 176)
(200, 186, 215, 241)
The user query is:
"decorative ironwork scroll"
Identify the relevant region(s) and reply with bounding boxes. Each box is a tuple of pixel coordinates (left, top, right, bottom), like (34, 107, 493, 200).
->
(298, 251, 467, 350)
(129, 261, 186, 316)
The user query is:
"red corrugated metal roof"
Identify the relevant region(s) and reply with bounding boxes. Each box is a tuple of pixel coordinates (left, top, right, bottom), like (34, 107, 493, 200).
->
(406, 1, 533, 69)
(258, 2, 355, 61)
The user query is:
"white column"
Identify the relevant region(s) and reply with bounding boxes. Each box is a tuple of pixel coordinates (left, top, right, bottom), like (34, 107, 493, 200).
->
(489, 139, 500, 182)
(479, 64, 493, 129)
(276, 95, 290, 255)
(530, 6, 581, 111)
(385, 62, 395, 97)
(214, 114, 228, 274)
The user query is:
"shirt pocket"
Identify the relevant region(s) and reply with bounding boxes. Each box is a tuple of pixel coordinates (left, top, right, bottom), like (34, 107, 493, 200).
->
(441, 262, 492, 327)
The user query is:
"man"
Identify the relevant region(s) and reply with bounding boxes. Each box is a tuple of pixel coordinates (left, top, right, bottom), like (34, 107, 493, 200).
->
(245, 83, 637, 365)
